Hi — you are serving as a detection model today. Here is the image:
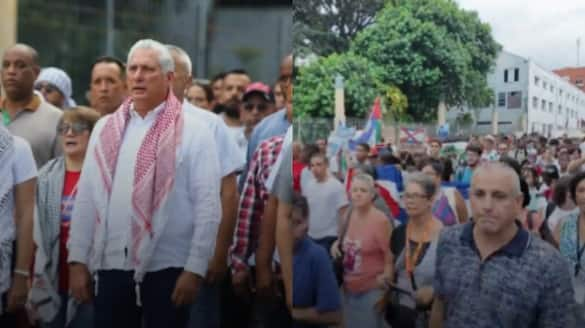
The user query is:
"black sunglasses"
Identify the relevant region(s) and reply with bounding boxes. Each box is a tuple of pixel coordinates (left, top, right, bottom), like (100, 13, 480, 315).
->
(57, 122, 90, 135)
(244, 102, 269, 112)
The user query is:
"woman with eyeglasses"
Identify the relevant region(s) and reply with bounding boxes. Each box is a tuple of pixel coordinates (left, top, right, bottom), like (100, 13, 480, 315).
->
(332, 174, 392, 328)
(383, 173, 443, 328)
(29, 106, 100, 328)
(555, 172, 585, 325)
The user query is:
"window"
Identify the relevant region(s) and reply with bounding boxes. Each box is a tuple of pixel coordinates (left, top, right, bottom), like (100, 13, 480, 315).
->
(533, 97, 538, 108)
(534, 76, 540, 86)
(549, 102, 553, 112)
(559, 105, 563, 114)
(543, 81, 548, 89)
(560, 89, 563, 97)
(514, 68, 519, 82)
(577, 79, 584, 88)
(504, 69, 508, 83)
(507, 91, 522, 109)
(550, 85, 554, 92)
(498, 92, 506, 107)
(542, 99, 546, 111)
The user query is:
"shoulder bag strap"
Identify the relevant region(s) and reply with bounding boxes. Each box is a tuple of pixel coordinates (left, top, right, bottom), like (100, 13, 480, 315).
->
(337, 205, 353, 253)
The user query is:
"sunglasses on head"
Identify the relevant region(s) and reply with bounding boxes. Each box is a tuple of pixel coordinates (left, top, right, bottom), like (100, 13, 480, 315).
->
(244, 102, 269, 112)
(57, 122, 90, 136)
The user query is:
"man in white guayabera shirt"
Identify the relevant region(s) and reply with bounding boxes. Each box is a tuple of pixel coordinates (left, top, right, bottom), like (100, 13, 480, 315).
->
(166, 44, 245, 328)
(67, 39, 221, 328)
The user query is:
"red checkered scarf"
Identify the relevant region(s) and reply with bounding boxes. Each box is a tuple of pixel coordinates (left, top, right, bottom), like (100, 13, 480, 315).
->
(94, 91, 183, 267)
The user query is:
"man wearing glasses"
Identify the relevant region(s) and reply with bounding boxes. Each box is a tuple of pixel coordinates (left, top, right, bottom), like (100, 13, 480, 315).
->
(34, 67, 76, 110)
(241, 82, 276, 141)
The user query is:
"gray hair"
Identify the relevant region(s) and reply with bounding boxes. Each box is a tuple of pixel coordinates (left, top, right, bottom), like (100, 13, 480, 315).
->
(351, 173, 377, 195)
(406, 172, 437, 198)
(472, 162, 522, 196)
(127, 39, 175, 74)
(166, 44, 192, 75)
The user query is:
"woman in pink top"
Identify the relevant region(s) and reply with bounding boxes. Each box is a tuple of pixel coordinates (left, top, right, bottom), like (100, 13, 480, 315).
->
(338, 173, 393, 328)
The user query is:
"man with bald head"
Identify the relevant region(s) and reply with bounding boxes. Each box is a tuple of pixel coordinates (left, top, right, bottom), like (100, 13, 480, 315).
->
(430, 162, 576, 327)
(1, 43, 62, 167)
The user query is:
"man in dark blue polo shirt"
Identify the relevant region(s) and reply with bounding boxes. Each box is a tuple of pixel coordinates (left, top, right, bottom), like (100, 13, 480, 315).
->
(430, 162, 576, 328)
(291, 193, 341, 328)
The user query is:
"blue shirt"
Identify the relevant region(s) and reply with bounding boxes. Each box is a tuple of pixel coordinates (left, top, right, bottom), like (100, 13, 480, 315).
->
(240, 109, 290, 191)
(293, 237, 341, 328)
(456, 166, 474, 185)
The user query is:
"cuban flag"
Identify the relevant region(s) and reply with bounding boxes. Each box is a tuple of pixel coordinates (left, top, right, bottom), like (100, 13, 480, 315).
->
(375, 165, 407, 223)
(348, 97, 382, 151)
(345, 164, 405, 222)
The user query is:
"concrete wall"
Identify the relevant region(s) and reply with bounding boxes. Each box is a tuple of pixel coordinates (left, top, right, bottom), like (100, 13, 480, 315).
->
(0, 0, 17, 64)
(207, 7, 292, 84)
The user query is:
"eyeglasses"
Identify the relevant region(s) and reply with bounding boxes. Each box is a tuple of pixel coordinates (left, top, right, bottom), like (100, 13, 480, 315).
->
(244, 102, 269, 112)
(35, 83, 60, 94)
(57, 122, 90, 136)
(403, 193, 430, 201)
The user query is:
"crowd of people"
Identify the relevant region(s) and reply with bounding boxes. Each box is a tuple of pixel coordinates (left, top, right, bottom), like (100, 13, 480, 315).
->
(4, 35, 585, 328)
(292, 132, 585, 327)
(0, 39, 295, 328)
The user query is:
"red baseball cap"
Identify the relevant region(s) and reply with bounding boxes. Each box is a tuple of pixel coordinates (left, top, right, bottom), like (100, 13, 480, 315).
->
(243, 82, 272, 102)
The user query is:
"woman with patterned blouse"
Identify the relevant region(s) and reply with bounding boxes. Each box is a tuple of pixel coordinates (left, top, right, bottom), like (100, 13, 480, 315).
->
(556, 171, 585, 325)
(332, 174, 393, 328)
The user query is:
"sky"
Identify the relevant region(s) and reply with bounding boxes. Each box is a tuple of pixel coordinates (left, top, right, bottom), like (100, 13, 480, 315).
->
(455, 0, 585, 70)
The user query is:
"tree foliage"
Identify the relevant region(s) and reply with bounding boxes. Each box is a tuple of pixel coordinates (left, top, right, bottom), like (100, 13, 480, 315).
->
(383, 85, 408, 123)
(294, 53, 384, 118)
(293, 0, 385, 57)
(351, 0, 500, 121)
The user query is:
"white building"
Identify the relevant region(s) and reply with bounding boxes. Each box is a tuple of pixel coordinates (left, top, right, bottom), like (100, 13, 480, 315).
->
(448, 50, 585, 136)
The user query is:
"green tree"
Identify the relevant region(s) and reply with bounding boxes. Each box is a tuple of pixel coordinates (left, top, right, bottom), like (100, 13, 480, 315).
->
(351, 0, 500, 122)
(383, 85, 408, 123)
(294, 52, 384, 118)
(293, 0, 385, 57)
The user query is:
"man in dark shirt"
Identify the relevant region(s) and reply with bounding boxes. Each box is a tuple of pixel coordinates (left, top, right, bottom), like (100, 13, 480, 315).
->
(430, 162, 576, 328)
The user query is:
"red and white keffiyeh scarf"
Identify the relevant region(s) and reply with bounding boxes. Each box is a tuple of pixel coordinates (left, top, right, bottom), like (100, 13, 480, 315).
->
(94, 91, 183, 268)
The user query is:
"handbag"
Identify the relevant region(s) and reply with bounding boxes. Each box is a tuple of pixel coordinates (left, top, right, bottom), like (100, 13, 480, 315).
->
(333, 206, 353, 286)
(383, 273, 418, 328)
(384, 222, 430, 328)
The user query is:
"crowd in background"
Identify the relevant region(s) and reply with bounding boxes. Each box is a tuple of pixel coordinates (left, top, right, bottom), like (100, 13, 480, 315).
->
(291, 132, 585, 327)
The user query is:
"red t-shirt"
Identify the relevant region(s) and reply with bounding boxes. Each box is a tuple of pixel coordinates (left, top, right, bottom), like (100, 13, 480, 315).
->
(58, 170, 81, 292)
(293, 161, 306, 192)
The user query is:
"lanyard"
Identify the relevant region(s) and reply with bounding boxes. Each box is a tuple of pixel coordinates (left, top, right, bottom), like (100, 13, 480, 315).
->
(405, 220, 429, 276)
(1, 110, 10, 126)
(575, 219, 585, 276)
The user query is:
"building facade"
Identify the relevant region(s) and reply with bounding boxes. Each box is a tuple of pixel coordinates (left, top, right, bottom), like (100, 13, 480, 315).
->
(553, 67, 585, 93)
(449, 50, 585, 136)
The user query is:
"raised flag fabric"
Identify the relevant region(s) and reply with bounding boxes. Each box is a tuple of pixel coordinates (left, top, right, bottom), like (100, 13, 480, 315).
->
(349, 97, 382, 150)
